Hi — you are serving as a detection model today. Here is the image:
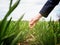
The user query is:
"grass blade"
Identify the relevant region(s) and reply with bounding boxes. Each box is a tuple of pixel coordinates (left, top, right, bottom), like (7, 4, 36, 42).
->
(9, 0, 13, 10)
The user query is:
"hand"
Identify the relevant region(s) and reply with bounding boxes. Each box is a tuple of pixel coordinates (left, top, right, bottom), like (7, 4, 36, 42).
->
(29, 13, 42, 28)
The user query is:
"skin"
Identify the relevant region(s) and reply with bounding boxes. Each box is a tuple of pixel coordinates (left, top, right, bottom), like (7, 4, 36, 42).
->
(29, 13, 42, 28)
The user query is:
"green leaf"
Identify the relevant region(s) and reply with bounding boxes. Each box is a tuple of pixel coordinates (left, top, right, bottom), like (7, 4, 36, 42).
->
(11, 31, 22, 45)
(9, 0, 13, 10)
(1, 17, 12, 37)
(0, 0, 20, 36)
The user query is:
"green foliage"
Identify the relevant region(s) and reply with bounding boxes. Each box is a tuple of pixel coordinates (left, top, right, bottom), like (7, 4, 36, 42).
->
(0, 20, 60, 45)
(0, 0, 25, 45)
(31, 21, 60, 45)
(0, 0, 60, 45)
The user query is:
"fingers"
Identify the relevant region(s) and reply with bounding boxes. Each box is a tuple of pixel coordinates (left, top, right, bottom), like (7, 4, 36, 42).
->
(29, 19, 36, 29)
(29, 19, 35, 25)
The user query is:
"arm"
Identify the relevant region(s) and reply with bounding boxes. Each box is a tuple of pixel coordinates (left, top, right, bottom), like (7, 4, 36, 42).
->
(29, 0, 59, 28)
(39, 0, 59, 17)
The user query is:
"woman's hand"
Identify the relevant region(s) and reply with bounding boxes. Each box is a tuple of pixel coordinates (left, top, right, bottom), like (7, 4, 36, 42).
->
(29, 13, 42, 28)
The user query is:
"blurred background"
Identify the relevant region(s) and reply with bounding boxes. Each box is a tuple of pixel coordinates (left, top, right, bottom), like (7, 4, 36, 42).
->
(0, 0, 60, 21)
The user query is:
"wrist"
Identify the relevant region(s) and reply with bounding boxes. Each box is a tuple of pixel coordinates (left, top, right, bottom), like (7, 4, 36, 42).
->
(38, 13, 42, 18)
(33, 13, 42, 21)
(36, 13, 42, 20)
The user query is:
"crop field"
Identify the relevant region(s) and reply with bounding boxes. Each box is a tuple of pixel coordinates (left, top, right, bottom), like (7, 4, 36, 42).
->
(0, 0, 60, 45)
(0, 20, 60, 45)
